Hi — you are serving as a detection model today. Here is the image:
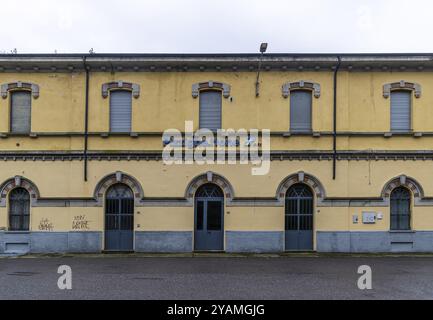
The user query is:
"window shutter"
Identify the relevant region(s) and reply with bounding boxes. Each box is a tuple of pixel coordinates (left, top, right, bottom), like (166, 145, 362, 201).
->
(11, 91, 31, 133)
(391, 91, 411, 132)
(290, 90, 312, 132)
(110, 90, 132, 132)
(199, 91, 222, 131)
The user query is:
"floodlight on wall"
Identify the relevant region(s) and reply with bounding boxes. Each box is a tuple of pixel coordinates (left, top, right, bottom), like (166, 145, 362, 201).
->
(255, 42, 268, 97)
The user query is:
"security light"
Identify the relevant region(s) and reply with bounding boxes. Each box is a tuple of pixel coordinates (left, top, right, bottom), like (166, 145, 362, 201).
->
(260, 43, 268, 53)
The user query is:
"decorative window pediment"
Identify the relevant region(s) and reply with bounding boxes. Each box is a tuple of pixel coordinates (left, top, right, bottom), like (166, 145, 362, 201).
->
(102, 81, 140, 98)
(192, 81, 231, 98)
(383, 80, 421, 98)
(1, 81, 39, 99)
(282, 81, 321, 98)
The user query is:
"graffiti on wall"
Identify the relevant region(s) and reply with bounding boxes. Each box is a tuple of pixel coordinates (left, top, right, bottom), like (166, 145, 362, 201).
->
(72, 215, 91, 230)
(38, 218, 54, 231)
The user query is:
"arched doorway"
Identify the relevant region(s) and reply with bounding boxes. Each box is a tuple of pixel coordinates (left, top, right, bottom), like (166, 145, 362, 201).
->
(390, 187, 411, 230)
(285, 183, 314, 251)
(105, 183, 134, 251)
(9, 188, 30, 231)
(194, 183, 224, 251)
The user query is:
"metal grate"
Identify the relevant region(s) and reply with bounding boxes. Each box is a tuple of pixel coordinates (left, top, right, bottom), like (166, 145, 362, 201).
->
(105, 184, 134, 231)
(285, 184, 313, 231)
(390, 186, 411, 230)
(9, 188, 30, 231)
(195, 183, 224, 198)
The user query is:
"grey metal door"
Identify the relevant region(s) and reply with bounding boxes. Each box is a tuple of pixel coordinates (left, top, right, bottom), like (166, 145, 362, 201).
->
(105, 184, 134, 251)
(285, 184, 314, 251)
(194, 184, 224, 251)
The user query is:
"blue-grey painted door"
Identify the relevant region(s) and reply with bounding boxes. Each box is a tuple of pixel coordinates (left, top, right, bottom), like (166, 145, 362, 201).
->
(105, 184, 134, 251)
(285, 184, 314, 251)
(194, 184, 224, 251)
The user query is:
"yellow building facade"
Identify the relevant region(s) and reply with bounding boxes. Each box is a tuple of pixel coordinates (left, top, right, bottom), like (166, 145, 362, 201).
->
(0, 53, 432, 253)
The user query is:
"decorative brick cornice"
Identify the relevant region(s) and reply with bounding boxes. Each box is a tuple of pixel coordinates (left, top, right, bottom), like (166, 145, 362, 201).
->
(282, 81, 321, 98)
(1, 81, 39, 99)
(102, 81, 140, 98)
(185, 171, 235, 205)
(93, 171, 144, 206)
(383, 80, 421, 98)
(0, 176, 40, 207)
(192, 81, 231, 98)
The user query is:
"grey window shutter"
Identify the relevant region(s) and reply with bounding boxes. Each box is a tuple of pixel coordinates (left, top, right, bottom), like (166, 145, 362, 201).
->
(110, 90, 132, 132)
(391, 91, 411, 132)
(290, 90, 312, 132)
(11, 91, 31, 133)
(199, 91, 222, 131)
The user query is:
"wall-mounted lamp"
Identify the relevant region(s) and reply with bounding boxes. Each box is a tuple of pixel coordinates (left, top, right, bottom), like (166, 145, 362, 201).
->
(255, 42, 268, 97)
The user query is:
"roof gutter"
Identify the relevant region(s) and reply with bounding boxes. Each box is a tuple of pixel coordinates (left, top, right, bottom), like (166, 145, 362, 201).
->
(333, 56, 341, 180)
(83, 57, 90, 182)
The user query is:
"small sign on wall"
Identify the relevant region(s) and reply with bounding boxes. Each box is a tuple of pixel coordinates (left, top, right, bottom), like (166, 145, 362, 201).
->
(362, 212, 377, 224)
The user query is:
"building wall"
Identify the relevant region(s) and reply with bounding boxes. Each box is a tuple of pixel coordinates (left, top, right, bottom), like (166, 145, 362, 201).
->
(1, 63, 433, 253)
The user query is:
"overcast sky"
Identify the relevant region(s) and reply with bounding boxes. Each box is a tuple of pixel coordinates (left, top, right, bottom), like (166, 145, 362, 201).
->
(1, 0, 433, 54)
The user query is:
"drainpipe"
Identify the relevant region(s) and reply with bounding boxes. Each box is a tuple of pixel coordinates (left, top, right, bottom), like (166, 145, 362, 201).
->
(332, 56, 341, 180)
(83, 56, 90, 182)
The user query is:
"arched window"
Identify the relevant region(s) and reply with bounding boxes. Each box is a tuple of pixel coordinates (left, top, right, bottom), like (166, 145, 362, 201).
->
(390, 187, 411, 230)
(199, 91, 222, 131)
(110, 90, 132, 133)
(9, 188, 30, 231)
(290, 90, 312, 133)
(10, 91, 31, 133)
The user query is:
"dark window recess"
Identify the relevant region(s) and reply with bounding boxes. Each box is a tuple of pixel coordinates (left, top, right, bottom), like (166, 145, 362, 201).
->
(110, 90, 132, 133)
(390, 187, 411, 230)
(290, 90, 312, 133)
(9, 188, 30, 231)
(11, 91, 31, 133)
(199, 91, 222, 131)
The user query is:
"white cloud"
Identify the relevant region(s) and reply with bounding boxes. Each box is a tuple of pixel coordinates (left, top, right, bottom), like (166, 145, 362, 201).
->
(0, 0, 432, 53)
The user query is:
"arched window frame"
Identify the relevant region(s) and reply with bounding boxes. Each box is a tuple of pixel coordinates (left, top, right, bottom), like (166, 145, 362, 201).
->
(1, 81, 40, 99)
(191, 81, 231, 99)
(101, 81, 140, 99)
(383, 80, 421, 99)
(282, 81, 321, 99)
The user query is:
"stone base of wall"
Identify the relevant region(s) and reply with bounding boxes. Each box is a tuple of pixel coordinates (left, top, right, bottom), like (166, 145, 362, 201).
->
(226, 231, 284, 253)
(0, 231, 102, 254)
(317, 231, 433, 253)
(135, 231, 193, 253)
(2, 230, 432, 254)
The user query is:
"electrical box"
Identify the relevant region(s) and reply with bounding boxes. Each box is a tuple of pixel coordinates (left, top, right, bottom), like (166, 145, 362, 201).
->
(362, 212, 377, 224)
(352, 215, 359, 224)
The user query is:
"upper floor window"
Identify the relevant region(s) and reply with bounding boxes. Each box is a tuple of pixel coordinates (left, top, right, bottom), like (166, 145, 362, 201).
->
(192, 81, 231, 132)
(282, 81, 320, 133)
(102, 81, 140, 133)
(290, 90, 312, 133)
(390, 91, 411, 132)
(10, 91, 32, 133)
(199, 90, 222, 131)
(110, 90, 132, 133)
